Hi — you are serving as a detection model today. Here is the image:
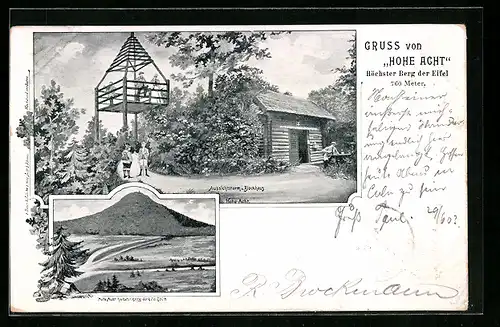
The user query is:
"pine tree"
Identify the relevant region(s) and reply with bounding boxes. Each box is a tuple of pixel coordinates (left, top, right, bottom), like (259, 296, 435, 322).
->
(39, 226, 88, 296)
(106, 278, 111, 291)
(94, 280, 105, 292)
(60, 138, 89, 194)
(82, 116, 121, 196)
(81, 115, 108, 150)
(110, 275, 120, 292)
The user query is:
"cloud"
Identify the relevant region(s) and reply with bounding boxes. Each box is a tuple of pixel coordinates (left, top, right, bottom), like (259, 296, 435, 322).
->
(167, 199, 216, 225)
(184, 199, 201, 212)
(55, 42, 85, 64)
(182, 203, 215, 225)
(248, 31, 353, 98)
(55, 203, 91, 221)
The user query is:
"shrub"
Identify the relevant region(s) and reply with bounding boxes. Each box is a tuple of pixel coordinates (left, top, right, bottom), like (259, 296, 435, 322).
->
(154, 156, 290, 177)
(322, 154, 356, 181)
(144, 74, 281, 176)
(241, 157, 290, 175)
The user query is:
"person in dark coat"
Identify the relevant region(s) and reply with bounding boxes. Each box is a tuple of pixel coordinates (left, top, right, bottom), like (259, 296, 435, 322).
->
(135, 71, 148, 101)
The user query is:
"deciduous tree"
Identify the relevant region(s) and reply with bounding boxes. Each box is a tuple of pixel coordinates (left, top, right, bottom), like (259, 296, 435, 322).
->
(307, 38, 357, 178)
(146, 31, 288, 97)
(16, 80, 84, 201)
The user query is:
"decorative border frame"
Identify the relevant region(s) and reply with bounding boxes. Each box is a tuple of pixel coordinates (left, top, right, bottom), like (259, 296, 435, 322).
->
(30, 25, 361, 209)
(48, 183, 221, 297)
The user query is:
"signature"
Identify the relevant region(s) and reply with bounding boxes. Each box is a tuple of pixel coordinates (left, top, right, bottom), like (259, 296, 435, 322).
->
(230, 269, 460, 300)
(334, 204, 362, 238)
(374, 201, 414, 240)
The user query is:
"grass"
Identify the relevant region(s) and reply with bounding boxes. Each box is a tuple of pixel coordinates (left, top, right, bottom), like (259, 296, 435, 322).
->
(321, 162, 356, 181)
(74, 235, 216, 272)
(96, 236, 216, 270)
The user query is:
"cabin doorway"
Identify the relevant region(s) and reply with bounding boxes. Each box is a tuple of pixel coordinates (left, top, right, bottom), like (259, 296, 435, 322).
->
(288, 129, 310, 164)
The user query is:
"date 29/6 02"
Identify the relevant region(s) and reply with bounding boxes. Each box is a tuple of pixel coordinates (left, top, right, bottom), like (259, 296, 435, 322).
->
(427, 205, 458, 225)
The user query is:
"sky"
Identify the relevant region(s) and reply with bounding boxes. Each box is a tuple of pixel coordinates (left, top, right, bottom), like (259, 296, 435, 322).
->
(53, 187, 216, 225)
(34, 30, 354, 140)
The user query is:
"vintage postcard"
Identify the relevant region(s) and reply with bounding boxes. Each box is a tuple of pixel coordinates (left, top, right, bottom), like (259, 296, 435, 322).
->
(10, 24, 468, 312)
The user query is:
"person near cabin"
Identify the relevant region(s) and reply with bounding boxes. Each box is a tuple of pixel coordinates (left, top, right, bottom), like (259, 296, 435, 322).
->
(135, 71, 148, 101)
(322, 141, 340, 169)
(138, 141, 150, 177)
(121, 144, 133, 179)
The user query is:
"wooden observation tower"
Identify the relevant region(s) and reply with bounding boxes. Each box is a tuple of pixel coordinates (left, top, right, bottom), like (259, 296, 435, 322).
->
(94, 32, 170, 142)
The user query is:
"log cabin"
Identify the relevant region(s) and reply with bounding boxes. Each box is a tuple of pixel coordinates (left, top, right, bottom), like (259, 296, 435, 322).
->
(252, 91, 336, 165)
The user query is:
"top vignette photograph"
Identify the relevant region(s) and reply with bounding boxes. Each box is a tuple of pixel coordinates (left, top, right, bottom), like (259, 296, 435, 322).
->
(19, 29, 358, 205)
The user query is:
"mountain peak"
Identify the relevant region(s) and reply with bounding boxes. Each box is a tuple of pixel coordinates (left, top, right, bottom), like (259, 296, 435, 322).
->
(55, 192, 215, 236)
(116, 191, 157, 205)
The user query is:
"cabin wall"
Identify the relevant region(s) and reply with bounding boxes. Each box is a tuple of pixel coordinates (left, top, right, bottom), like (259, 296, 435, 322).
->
(308, 129, 323, 163)
(267, 112, 325, 164)
(256, 114, 271, 157)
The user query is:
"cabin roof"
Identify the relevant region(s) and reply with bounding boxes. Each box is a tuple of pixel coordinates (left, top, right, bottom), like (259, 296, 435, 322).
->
(255, 91, 336, 120)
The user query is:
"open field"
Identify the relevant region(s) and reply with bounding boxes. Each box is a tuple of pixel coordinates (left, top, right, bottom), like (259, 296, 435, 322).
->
(71, 234, 216, 293)
(73, 268, 215, 293)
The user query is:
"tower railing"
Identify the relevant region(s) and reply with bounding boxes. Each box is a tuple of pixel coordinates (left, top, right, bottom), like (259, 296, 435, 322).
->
(96, 78, 170, 111)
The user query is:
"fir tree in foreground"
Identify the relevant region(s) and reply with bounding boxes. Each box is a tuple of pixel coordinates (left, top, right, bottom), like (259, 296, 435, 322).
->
(94, 280, 106, 292)
(35, 226, 89, 301)
(110, 274, 121, 292)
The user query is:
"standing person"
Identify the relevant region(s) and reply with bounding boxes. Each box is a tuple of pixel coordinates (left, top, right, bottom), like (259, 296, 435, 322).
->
(106, 81, 116, 105)
(138, 141, 150, 177)
(150, 73, 161, 102)
(129, 146, 140, 178)
(135, 71, 148, 101)
(121, 144, 133, 179)
(321, 141, 340, 169)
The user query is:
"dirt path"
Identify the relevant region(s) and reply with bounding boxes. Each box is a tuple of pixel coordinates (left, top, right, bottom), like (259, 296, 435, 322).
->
(124, 165, 356, 203)
(81, 237, 164, 272)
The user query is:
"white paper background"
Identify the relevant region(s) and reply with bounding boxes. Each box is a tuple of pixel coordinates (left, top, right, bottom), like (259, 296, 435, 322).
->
(10, 24, 467, 312)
